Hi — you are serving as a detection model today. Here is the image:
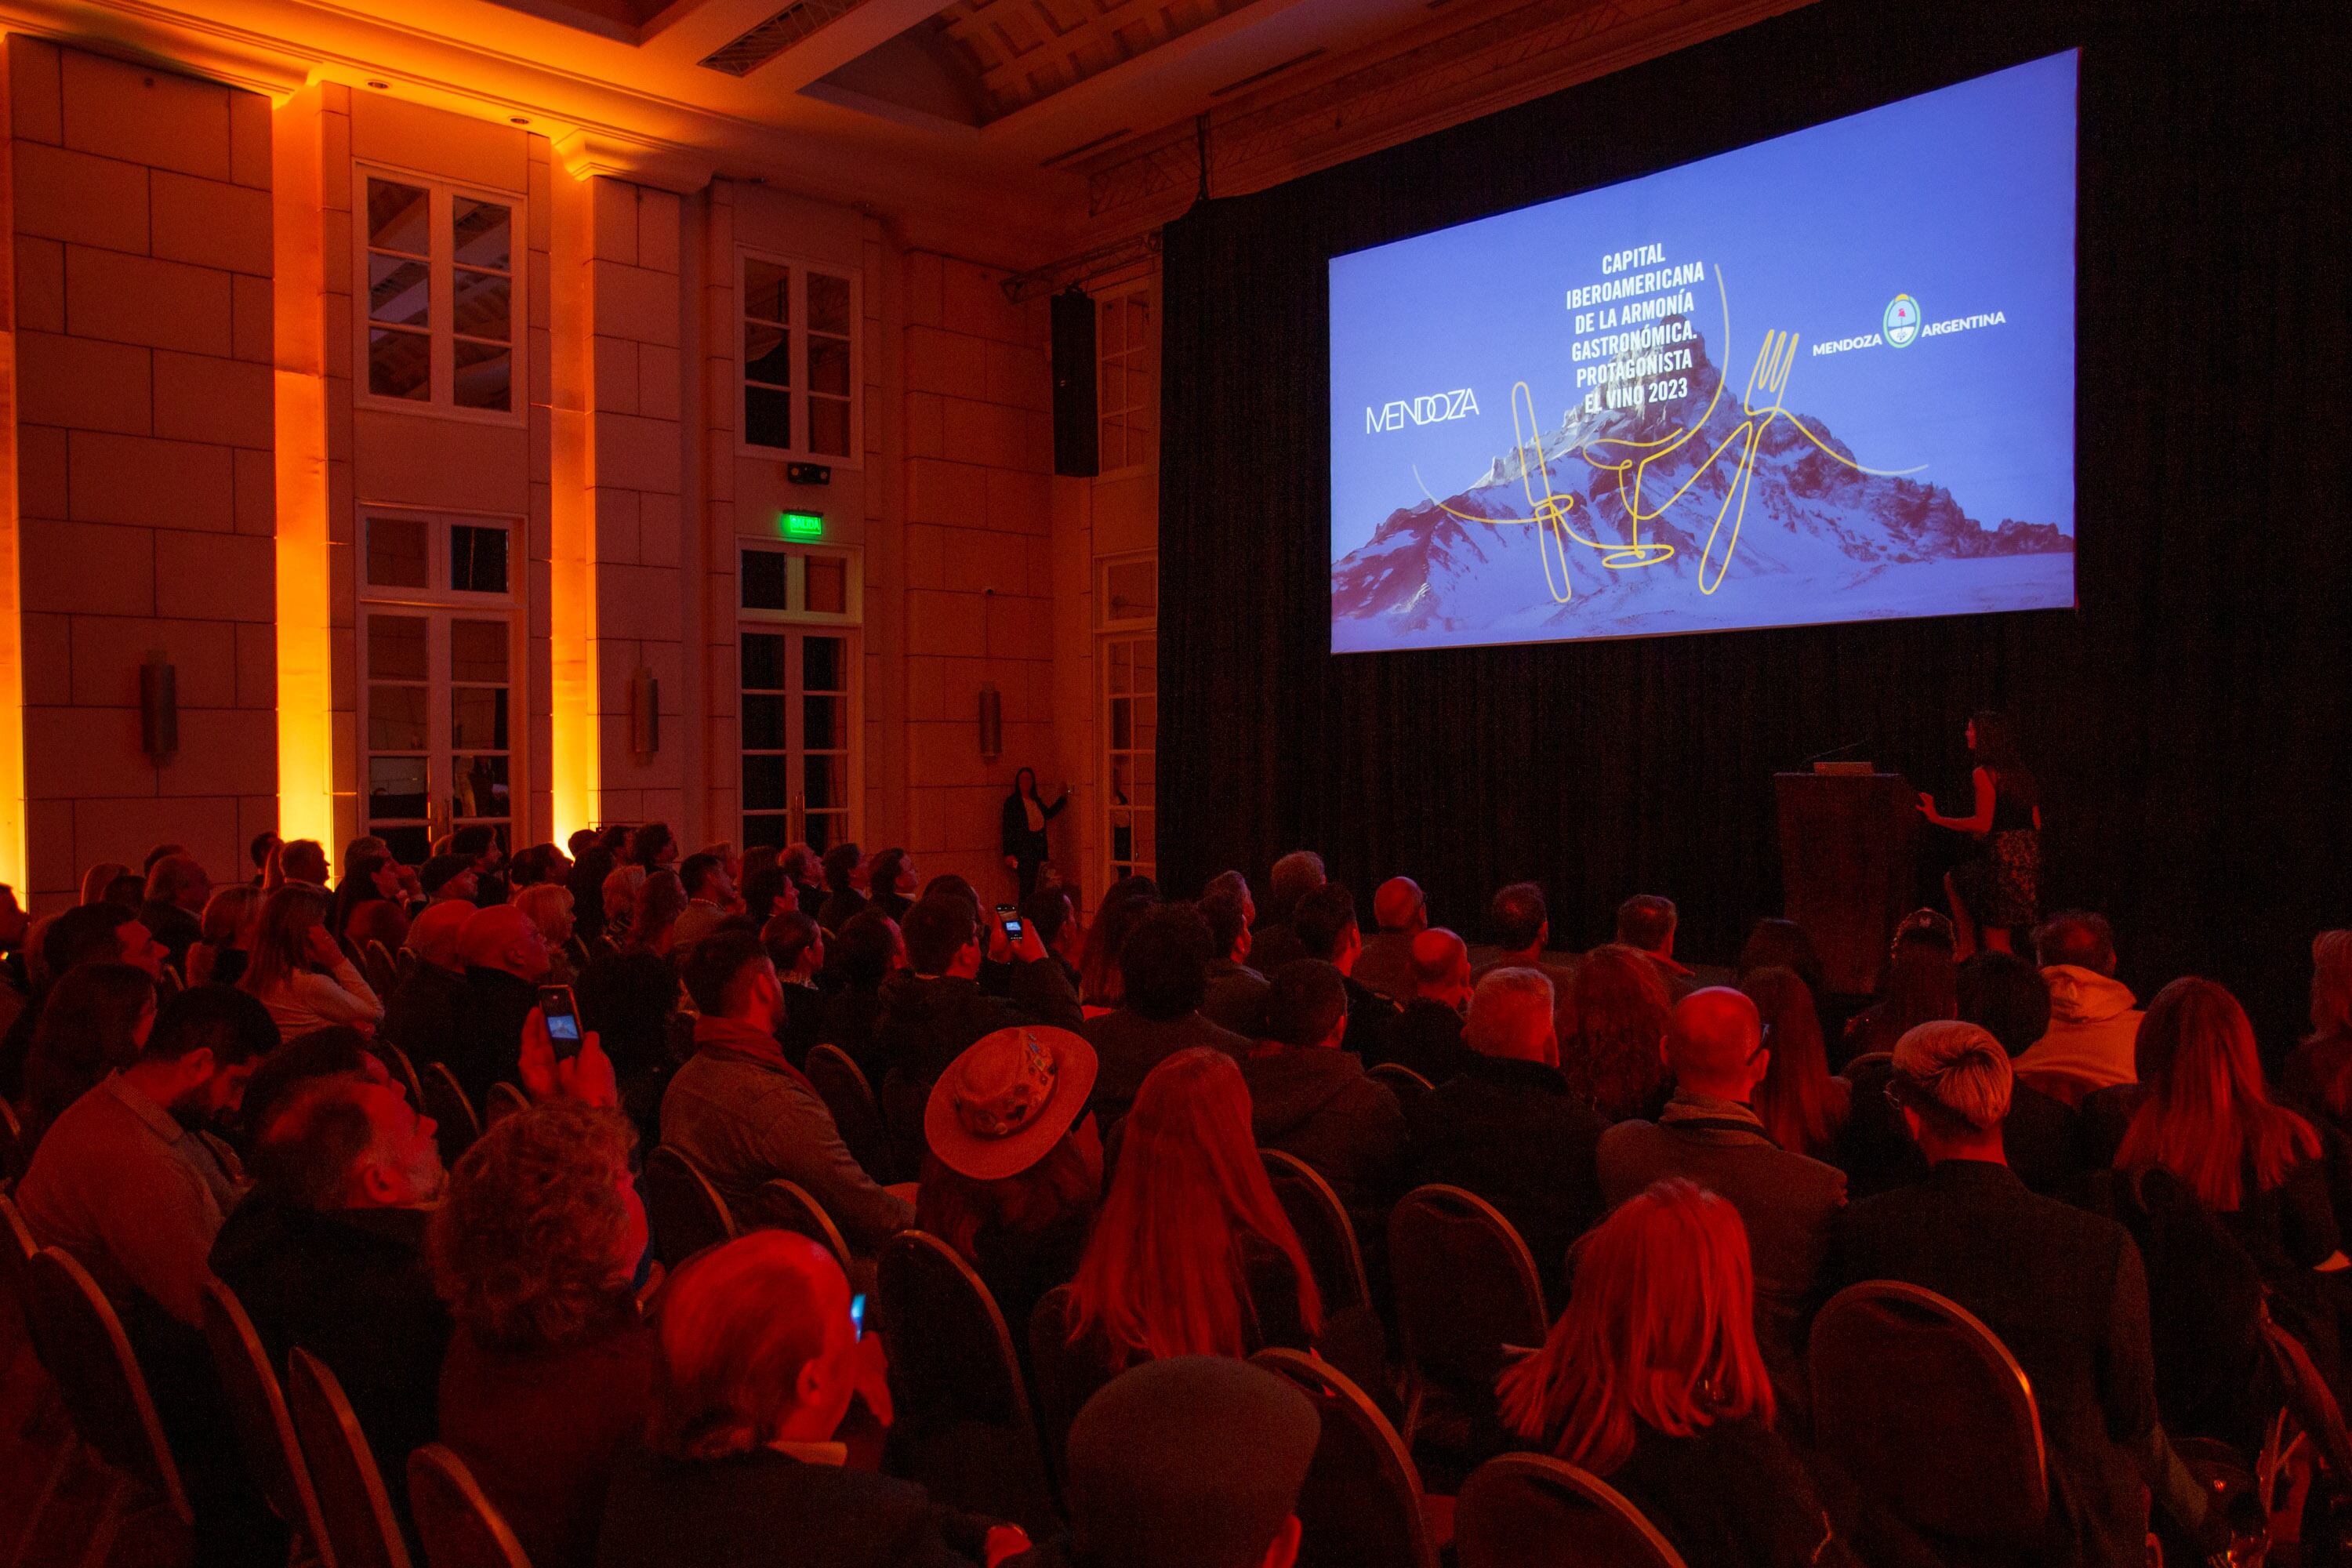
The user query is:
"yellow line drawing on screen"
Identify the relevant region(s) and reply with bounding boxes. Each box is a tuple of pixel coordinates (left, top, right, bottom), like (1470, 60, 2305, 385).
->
(1410, 265, 1925, 601)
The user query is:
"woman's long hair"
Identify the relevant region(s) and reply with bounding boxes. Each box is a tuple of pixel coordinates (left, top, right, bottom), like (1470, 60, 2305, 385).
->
(79, 862, 129, 908)
(1064, 1048, 1320, 1360)
(2311, 931, 2352, 1046)
(1850, 921, 1957, 1058)
(625, 870, 689, 953)
(1737, 918, 1827, 1010)
(1742, 967, 1842, 1159)
(1969, 710, 2038, 808)
(917, 1135, 1098, 1269)
(2117, 977, 2320, 1213)
(1077, 889, 1157, 1010)
(239, 885, 334, 997)
(1558, 945, 1673, 1120)
(23, 964, 155, 1146)
(1496, 1178, 1773, 1475)
(332, 851, 394, 938)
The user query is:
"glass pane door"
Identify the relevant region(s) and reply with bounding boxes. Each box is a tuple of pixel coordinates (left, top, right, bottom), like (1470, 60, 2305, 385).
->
(1104, 633, 1156, 882)
(742, 628, 855, 853)
(364, 608, 514, 864)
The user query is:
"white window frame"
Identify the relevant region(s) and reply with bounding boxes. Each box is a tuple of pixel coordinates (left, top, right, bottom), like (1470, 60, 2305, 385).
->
(1094, 281, 1156, 477)
(357, 506, 524, 855)
(353, 163, 528, 427)
(1095, 551, 1157, 632)
(1099, 629, 1156, 888)
(735, 248, 865, 468)
(738, 542, 865, 854)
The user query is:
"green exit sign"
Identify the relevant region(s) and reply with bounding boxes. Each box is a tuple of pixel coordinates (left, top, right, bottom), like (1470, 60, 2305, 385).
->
(779, 511, 825, 539)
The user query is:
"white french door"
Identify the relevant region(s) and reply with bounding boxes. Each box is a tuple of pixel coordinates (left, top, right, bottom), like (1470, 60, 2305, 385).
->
(363, 608, 515, 865)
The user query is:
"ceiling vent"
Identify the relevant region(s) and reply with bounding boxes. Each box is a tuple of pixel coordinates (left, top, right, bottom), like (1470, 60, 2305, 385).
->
(700, 0, 871, 77)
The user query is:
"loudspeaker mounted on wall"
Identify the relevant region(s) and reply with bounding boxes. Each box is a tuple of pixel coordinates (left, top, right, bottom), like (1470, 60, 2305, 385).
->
(1051, 287, 1099, 478)
(978, 682, 1003, 760)
(630, 665, 660, 757)
(140, 651, 177, 765)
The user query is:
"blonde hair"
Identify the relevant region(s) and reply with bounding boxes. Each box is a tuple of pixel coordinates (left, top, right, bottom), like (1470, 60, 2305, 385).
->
(514, 883, 576, 948)
(602, 864, 647, 924)
(1890, 1020, 2013, 1131)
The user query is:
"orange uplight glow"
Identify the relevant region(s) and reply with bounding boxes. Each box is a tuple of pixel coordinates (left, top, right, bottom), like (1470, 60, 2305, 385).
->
(274, 88, 336, 866)
(548, 167, 599, 844)
(0, 350, 25, 892)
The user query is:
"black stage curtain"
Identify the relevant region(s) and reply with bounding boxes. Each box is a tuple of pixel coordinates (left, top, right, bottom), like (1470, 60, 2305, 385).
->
(1159, 0, 2350, 1043)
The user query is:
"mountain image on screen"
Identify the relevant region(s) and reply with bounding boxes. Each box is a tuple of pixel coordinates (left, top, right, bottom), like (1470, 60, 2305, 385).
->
(1330, 316, 2074, 652)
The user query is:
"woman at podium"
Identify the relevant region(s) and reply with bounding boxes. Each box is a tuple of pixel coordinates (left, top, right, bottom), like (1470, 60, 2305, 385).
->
(1918, 710, 2042, 956)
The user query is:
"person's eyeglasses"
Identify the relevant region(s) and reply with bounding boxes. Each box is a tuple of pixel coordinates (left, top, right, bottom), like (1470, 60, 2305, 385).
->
(1747, 1022, 1773, 1065)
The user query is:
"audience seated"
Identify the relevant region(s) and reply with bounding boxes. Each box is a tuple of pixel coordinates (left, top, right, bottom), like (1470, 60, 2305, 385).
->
(661, 929, 912, 1251)
(1555, 942, 1674, 1122)
(763, 908, 829, 1066)
(1290, 883, 1399, 1057)
(430, 1099, 655, 1568)
(868, 848, 919, 924)
(1196, 884, 1270, 1037)
(1022, 884, 1085, 990)
(452, 825, 511, 906)
(1599, 987, 1846, 1407)
(1044, 1356, 1318, 1568)
(2284, 927, 2352, 1128)
(674, 851, 737, 953)
(818, 841, 870, 935)
(879, 895, 1083, 1100)
(188, 884, 261, 988)
(916, 1025, 1103, 1330)
(1352, 876, 1427, 1005)
(783, 841, 829, 919)
(1957, 951, 2081, 1193)
(1044, 1048, 1321, 1413)
(422, 852, 481, 905)
(1247, 851, 1326, 977)
(212, 1061, 452, 1508)
(595, 862, 647, 957)
(820, 909, 906, 1083)
(569, 837, 619, 948)
(1076, 885, 1156, 1013)
(1471, 881, 1577, 1005)
(140, 853, 212, 974)
(1372, 927, 1475, 1085)
(739, 844, 784, 925)
(1404, 967, 1605, 1301)
(16, 962, 156, 1152)
(1736, 916, 1829, 1012)
(332, 849, 414, 955)
(1078, 902, 1247, 1124)
(1616, 893, 1695, 1000)
(517, 880, 581, 982)
(1242, 960, 1405, 1226)
(595, 1230, 1029, 1568)
(2017, 909, 2145, 1094)
(1826, 1020, 2210, 1568)
(448, 902, 557, 1104)
(1839, 909, 1957, 1065)
(0, 901, 166, 1101)
(1496, 1179, 1868, 1568)
(1739, 965, 1849, 1161)
(627, 821, 679, 873)
(240, 883, 383, 1036)
(381, 898, 476, 1060)
(270, 837, 332, 891)
(579, 871, 691, 1142)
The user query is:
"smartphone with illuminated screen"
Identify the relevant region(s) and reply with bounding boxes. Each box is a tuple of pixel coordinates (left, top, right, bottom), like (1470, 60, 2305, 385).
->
(538, 985, 583, 1061)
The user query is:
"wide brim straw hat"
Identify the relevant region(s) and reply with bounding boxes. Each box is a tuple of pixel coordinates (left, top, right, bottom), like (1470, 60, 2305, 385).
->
(924, 1025, 1097, 1181)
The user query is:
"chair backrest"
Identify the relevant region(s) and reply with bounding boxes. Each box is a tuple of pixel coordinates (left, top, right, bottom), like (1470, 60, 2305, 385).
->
(753, 1178, 851, 1272)
(407, 1444, 532, 1568)
(22, 1247, 191, 1524)
(804, 1044, 892, 1182)
(0, 1094, 23, 1181)
(1455, 1453, 1689, 1568)
(1367, 1062, 1435, 1108)
(287, 1346, 414, 1568)
(375, 1041, 429, 1114)
(1261, 1149, 1370, 1315)
(201, 1277, 334, 1566)
(481, 1082, 530, 1129)
(1, 1185, 35, 1271)
(1809, 1280, 2048, 1552)
(877, 1229, 1057, 1531)
(157, 961, 185, 997)
(1252, 1348, 1439, 1568)
(1026, 1283, 1089, 1486)
(419, 1062, 482, 1165)
(395, 946, 419, 982)
(1388, 1184, 1548, 1395)
(2262, 1306, 2352, 1482)
(362, 941, 401, 1000)
(641, 1145, 738, 1269)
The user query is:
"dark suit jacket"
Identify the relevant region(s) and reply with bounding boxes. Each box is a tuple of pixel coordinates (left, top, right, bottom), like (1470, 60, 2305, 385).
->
(448, 965, 539, 1107)
(379, 960, 468, 1068)
(1374, 998, 1473, 1086)
(1339, 974, 1399, 1058)
(210, 1198, 449, 1510)
(1598, 1096, 1846, 1406)
(597, 1446, 990, 1568)
(1405, 1054, 1606, 1301)
(1828, 1160, 2158, 1568)
(1080, 1008, 1250, 1126)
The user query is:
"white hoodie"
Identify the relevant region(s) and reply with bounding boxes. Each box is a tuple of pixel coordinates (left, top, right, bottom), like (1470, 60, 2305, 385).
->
(2016, 965, 2143, 1090)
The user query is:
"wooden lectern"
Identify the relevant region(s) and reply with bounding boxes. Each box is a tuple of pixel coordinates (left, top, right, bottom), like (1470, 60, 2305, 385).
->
(1775, 771, 1918, 996)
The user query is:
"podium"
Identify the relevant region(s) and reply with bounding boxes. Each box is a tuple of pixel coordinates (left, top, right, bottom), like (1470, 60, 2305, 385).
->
(1775, 771, 1918, 996)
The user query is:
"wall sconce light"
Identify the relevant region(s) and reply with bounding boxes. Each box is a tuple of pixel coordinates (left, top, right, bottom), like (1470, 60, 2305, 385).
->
(140, 651, 178, 765)
(630, 665, 660, 757)
(978, 682, 1003, 760)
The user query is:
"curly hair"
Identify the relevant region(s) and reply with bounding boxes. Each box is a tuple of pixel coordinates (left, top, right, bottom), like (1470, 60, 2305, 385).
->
(1559, 944, 1673, 1120)
(428, 1100, 641, 1352)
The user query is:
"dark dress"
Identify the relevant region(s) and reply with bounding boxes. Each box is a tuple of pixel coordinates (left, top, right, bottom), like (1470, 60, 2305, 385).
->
(1607, 1418, 1867, 1568)
(1949, 768, 2040, 930)
(999, 791, 1067, 898)
(597, 1447, 996, 1568)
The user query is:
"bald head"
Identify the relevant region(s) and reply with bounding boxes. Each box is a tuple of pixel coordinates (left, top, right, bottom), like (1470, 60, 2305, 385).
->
(458, 903, 551, 982)
(405, 900, 476, 972)
(1373, 877, 1427, 935)
(1664, 986, 1764, 1099)
(1408, 927, 1470, 1003)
